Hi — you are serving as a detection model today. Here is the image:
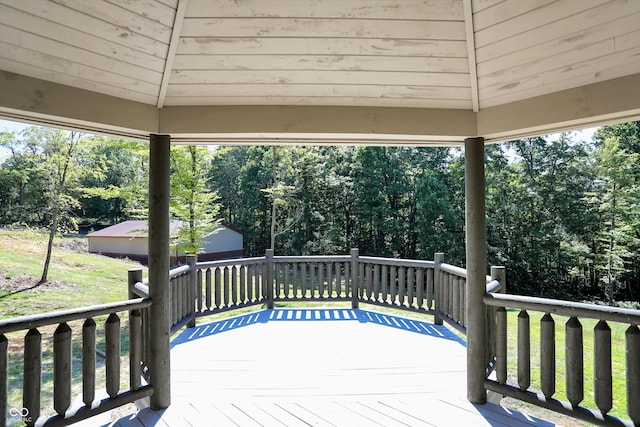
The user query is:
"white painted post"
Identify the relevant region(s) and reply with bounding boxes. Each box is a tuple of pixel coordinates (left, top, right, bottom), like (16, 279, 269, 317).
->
(148, 133, 171, 409)
(465, 136, 487, 404)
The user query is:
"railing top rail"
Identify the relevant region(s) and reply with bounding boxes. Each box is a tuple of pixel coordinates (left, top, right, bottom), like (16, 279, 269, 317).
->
(359, 256, 435, 268)
(0, 298, 151, 334)
(197, 256, 266, 269)
(274, 255, 351, 263)
(131, 281, 149, 298)
(440, 263, 466, 278)
(485, 279, 502, 294)
(169, 264, 191, 278)
(484, 293, 640, 325)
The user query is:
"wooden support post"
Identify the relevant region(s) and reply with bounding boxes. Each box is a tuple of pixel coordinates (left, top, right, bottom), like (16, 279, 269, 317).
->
(433, 253, 444, 325)
(351, 248, 359, 308)
(148, 133, 171, 409)
(465, 137, 487, 404)
(187, 255, 198, 327)
(265, 249, 275, 309)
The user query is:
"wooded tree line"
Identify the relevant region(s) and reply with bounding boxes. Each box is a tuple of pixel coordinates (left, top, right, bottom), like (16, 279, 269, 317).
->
(1, 123, 639, 302)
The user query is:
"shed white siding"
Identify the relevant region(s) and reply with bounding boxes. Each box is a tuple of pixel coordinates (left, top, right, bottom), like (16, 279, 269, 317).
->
(88, 236, 148, 256)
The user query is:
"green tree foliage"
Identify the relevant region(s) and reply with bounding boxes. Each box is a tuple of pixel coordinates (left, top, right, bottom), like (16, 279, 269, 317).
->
(170, 145, 220, 255)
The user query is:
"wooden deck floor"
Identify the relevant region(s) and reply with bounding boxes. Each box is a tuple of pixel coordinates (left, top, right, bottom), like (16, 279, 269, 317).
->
(103, 308, 558, 427)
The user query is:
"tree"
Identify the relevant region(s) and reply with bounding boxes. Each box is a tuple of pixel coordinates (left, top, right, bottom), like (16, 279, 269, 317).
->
(170, 145, 220, 255)
(25, 127, 85, 283)
(592, 137, 640, 302)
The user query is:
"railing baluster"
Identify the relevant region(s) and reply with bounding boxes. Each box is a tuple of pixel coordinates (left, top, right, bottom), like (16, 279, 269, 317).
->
(344, 261, 350, 298)
(373, 264, 380, 302)
(594, 320, 612, 415)
(53, 322, 72, 416)
(24, 328, 41, 427)
(197, 268, 203, 311)
(365, 264, 373, 300)
(407, 267, 414, 308)
(206, 268, 212, 309)
(239, 265, 246, 303)
(223, 267, 230, 307)
(292, 262, 298, 297)
(390, 266, 397, 304)
(398, 267, 406, 306)
(303, 262, 309, 297)
(318, 263, 325, 297)
(426, 268, 433, 310)
(247, 265, 253, 301)
(565, 316, 584, 407)
(231, 265, 238, 305)
(496, 307, 507, 384)
(540, 313, 555, 399)
(1, 333, 7, 425)
(517, 310, 530, 391)
(283, 263, 290, 298)
(452, 276, 460, 322)
(105, 313, 121, 398)
(326, 262, 332, 298)
(335, 262, 342, 297)
(309, 262, 315, 298)
(381, 265, 388, 303)
(130, 309, 142, 391)
(626, 325, 640, 424)
(416, 268, 424, 309)
(214, 267, 222, 307)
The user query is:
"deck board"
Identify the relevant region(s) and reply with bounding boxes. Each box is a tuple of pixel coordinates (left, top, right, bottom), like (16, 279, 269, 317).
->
(105, 308, 557, 427)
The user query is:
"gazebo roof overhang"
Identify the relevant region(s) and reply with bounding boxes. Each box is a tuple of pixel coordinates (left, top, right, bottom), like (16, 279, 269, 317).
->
(1, 0, 640, 145)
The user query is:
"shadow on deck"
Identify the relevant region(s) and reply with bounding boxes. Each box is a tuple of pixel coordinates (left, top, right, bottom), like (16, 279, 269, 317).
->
(105, 308, 557, 427)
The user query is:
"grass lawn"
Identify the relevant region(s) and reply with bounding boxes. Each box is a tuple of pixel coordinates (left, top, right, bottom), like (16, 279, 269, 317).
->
(0, 229, 146, 426)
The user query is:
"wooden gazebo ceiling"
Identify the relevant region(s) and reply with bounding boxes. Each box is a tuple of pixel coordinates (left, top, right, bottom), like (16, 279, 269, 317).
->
(1, 0, 640, 145)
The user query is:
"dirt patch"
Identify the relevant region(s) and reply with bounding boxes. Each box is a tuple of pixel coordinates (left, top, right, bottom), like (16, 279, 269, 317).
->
(0, 272, 70, 298)
(54, 238, 88, 253)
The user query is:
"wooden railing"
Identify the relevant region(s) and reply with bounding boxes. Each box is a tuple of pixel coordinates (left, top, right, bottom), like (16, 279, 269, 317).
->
(484, 293, 640, 427)
(0, 298, 152, 427)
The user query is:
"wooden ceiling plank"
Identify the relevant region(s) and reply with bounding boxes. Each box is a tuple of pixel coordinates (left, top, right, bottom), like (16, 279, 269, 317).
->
(463, 0, 479, 112)
(473, 0, 556, 31)
(476, 0, 609, 49)
(0, 40, 160, 96)
(180, 18, 466, 40)
(0, 25, 163, 86)
(479, 50, 640, 108)
(471, 0, 506, 14)
(172, 54, 470, 74)
(49, 0, 172, 44)
(0, 59, 158, 105)
(157, 0, 188, 108)
(477, 11, 640, 76)
(106, 0, 179, 28)
(166, 83, 472, 100)
(169, 69, 471, 87)
(185, 0, 463, 21)
(177, 38, 468, 57)
(162, 96, 473, 109)
(0, 4, 166, 73)
(478, 39, 614, 89)
(476, 0, 639, 62)
(2, 0, 169, 59)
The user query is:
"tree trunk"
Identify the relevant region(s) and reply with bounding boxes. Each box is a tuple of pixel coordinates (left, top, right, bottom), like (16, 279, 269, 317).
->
(40, 203, 60, 284)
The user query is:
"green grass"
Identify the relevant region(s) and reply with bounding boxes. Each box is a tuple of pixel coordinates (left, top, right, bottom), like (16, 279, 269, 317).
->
(0, 229, 144, 426)
(503, 308, 629, 422)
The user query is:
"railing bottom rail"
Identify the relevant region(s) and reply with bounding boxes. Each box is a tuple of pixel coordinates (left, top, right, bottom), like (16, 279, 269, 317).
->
(40, 386, 154, 427)
(484, 380, 632, 427)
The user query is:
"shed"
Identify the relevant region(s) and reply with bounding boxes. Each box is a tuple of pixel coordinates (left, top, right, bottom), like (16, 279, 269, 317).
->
(87, 220, 243, 263)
